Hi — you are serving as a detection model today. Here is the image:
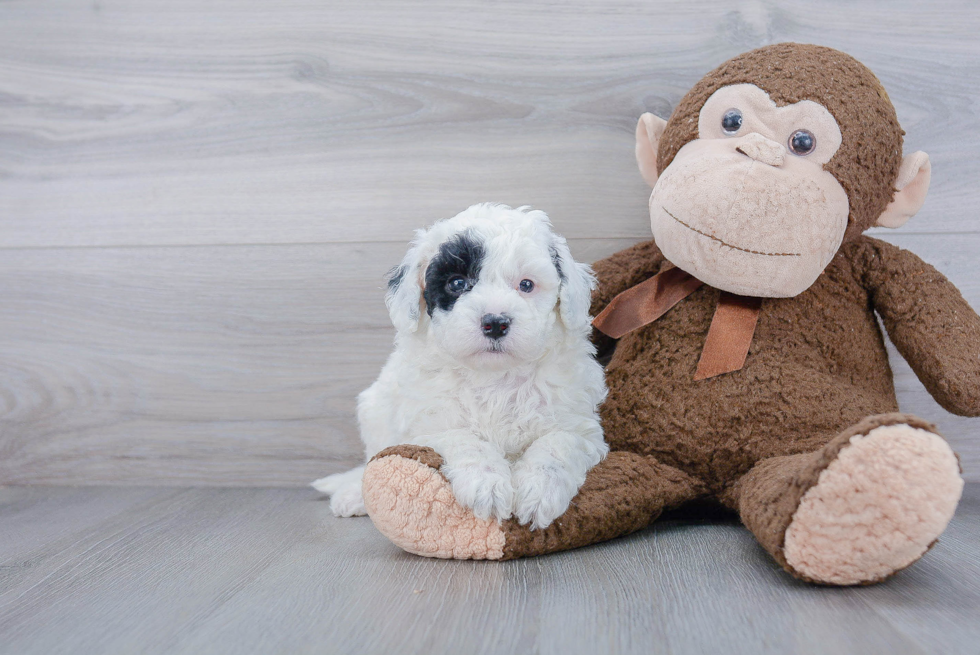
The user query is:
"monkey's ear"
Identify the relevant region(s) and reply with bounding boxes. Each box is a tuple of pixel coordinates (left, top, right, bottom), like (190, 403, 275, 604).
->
(636, 113, 668, 188)
(877, 151, 931, 229)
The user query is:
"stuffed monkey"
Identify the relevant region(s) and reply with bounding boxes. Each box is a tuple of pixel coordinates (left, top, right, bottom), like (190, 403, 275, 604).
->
(359, 43, 980, 585)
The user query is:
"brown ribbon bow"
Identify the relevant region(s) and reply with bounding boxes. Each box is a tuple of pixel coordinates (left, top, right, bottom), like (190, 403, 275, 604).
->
(592, 268, 762, 380)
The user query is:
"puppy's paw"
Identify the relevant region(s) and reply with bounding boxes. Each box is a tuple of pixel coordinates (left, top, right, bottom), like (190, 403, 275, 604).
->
(329, 485, 367, 517)
(312, 466, 367, 517)
(512, 463, 579, 530)
(444, 462, 514, 522)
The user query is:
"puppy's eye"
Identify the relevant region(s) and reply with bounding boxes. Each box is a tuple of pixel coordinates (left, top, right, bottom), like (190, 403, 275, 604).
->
(447, 276, 469, 294)
(519, 279, 534, 293)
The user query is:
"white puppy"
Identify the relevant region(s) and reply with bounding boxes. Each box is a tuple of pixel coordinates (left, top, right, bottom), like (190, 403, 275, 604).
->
(313, 203, 607, 530)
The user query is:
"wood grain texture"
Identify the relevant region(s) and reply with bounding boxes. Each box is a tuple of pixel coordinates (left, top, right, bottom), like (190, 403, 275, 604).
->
(0, 239, 637, 485)
(0, 235, 977, 485)
(0, 484, 978, 654)
(0, 0, 978, 484)
(0, 0, 978, 248)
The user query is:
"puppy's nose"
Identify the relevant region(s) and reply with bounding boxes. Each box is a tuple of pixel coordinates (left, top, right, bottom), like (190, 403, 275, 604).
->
(481, 314, 511, 340)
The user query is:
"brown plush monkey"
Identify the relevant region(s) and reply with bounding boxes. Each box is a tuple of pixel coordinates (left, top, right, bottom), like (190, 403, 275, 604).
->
(359, 43, 980, 585)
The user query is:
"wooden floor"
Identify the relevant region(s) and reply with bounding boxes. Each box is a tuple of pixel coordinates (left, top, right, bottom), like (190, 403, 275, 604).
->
(0, 484, 977, 655)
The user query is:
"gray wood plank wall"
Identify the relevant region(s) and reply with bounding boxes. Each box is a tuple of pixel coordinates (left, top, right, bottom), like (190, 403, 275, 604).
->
(1, 0, 978, 485)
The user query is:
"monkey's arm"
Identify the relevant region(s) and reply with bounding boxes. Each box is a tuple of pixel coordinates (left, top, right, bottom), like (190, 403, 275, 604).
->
(589, 239, 666, 358)
(861, 237, 980, 417)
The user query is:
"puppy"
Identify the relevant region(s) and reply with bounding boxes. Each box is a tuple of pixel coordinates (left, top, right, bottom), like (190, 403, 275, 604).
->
(313, 203, 607, 529)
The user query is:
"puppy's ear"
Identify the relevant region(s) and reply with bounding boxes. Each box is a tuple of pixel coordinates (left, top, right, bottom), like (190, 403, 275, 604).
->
(550, 235, 596, 334)
(385, 239, 426, 334)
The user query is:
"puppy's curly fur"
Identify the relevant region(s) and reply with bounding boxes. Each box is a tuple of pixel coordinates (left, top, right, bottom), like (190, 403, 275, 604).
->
(314, 204, 607, 529)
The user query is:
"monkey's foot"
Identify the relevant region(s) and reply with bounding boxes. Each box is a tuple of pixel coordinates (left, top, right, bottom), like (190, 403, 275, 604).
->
(362, 445, 507, 559)
(783, 421, 963, 585)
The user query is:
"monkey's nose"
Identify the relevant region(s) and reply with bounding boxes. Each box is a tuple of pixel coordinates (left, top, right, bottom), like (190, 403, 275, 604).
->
(481, 314, 511, 340)
(735, 132, 785, 166)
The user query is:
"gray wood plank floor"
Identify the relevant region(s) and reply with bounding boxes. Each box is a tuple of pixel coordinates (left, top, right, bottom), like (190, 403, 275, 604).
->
(2, 0, 980, 486)
(0, 484, 977, 655)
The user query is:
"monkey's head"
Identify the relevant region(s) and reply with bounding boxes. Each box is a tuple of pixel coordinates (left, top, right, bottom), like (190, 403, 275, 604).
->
(637, 43, 931, 298)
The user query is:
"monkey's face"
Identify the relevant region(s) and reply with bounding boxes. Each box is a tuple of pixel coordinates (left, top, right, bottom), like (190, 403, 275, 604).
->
(649, 84, 849, 298)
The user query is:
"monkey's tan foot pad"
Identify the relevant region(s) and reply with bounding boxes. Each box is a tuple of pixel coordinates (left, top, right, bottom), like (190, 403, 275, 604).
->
(783, 423, 963, 585)
(362, 445, 507, 560)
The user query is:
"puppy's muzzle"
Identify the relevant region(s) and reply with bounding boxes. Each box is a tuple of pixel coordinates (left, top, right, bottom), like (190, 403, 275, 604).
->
(481, 314, 511, 340)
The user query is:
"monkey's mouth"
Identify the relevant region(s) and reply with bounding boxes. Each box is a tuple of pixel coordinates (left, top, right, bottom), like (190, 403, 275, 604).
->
(662, 208, 801, 258)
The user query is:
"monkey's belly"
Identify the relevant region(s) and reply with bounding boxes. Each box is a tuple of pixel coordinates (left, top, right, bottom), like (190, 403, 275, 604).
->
(600, 326, 899, 490)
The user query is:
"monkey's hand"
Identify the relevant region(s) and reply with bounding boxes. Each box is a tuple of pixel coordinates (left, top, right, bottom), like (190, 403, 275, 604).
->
(862, 237, 980, 417)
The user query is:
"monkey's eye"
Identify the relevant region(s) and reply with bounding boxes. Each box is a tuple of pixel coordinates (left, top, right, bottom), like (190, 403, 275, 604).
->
(447, 275, 470, 294)
(789, 129, 816, 156)
(721, 109, 743, 135)
(519, 279, 535, 293)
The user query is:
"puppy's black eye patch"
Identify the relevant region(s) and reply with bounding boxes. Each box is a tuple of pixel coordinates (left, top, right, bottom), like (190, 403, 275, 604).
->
(423, 232, 485, 316)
